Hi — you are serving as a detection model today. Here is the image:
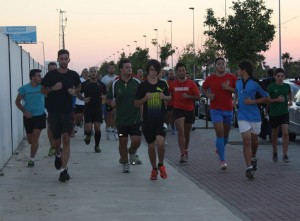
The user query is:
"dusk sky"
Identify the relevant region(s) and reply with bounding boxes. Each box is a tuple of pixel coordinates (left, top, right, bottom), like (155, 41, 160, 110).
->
(1, 0, 299, 73)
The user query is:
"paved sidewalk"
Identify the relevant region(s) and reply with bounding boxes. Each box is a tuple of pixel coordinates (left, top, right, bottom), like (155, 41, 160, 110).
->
(165, 119, 300, 221)
(0, 126, 241, 221)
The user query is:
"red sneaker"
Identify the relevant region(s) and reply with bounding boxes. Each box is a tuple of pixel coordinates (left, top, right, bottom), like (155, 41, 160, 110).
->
(150, 169, 158, 180)
(159, 165, 168, 179)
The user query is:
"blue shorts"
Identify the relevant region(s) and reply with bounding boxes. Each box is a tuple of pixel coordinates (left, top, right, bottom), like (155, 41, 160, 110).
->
(210, 109, 232, 126)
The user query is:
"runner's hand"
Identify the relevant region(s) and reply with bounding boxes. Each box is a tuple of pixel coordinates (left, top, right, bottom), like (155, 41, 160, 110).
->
(207, 93, 215, 100)
(145, 93, 152, 100)
(277, 95, 284, 103)
(51, 82, 62, 91)
(68, 88, 76, 96)
(84, 97, 91, 103)
(24, 111, 32, 118)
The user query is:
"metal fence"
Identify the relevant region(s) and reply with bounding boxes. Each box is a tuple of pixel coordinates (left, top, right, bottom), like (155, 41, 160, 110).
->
(0, 32, 44, 169)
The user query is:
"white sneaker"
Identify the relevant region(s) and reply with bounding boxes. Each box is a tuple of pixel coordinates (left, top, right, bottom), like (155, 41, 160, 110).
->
(122, 163, 130, 173)
(129, 153, 136, 165)
(221, 161, 228, 170)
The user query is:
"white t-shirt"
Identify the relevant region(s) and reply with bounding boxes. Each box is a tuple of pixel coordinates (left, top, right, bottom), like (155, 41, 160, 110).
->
(101, 74, 117, 88)
(75, 77, 86, 105)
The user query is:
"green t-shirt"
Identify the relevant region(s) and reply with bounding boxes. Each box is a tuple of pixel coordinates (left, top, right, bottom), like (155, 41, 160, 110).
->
(267, 82, 291, 116)
(107, 77, 142, 127)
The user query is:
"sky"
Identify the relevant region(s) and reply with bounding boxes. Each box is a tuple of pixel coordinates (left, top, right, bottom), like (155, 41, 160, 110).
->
(1, 0, 299, 73)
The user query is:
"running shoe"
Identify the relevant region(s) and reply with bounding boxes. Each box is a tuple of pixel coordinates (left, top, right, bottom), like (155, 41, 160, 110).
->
(184, 150, 189, 159)
(84, 135, 91, 145)
(55, 155, 62, 170)
(282, 155, 290, 163)
(220, 161, 228, 170)
(129, 153, 137, 165)
(94, 145, 101, 153)
(135, 155, 142, 164)
(59, 169, 70, 182)
(245, 167, 255, 180)
(123, 163, 130, 173)
(27, 160, 34, 167)
(251, 158, 257, 171)
(74, 125, 78, 133)
(114, 132, 119, 140)
(106, 130, 111, 140)
(150, 169, 158, 180)
(272, 152, 278, 163)
(158, 165, 168, 179)
(179, 154, 187, 164)
(48, 147, 55, 156)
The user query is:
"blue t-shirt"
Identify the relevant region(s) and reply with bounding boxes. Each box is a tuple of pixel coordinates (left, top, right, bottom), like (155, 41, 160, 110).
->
(236, 79, 268, 122)
(18, 83, 45, 116)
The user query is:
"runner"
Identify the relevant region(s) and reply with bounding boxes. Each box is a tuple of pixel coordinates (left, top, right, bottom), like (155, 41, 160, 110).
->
(202, 57, 237, 170)
(236, 60, 269, 179)
(74, 68, 89, 133)
(79, 67, 107, 153)
(135, 59, 170, 180)
(15, 69, 46, 167)
(41, 49, 81, 182)
(166, 69, 176, 134)
(101, 62, 118, 140)
(46, 62, 57, 157)
(169, 62, 200, 163)
(106, 58, 142, 173)
(267, 68, 292, 163)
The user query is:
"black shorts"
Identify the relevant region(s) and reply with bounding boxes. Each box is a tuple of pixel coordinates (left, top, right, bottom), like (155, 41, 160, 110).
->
(74, 105, 85, 114)
(270, 113, 289, 129)
(167, 106, 173, 111)
(84, 108, 103, 123)
(142, 119, 166, 144)
(173, 108, 195, 124)
(23, 114, 46, 134)
(48, 112, 74, 139)
(117, 122, 142, 138)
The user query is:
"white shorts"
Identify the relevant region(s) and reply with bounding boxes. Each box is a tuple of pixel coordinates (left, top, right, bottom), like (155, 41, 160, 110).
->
(238, 121, 261, 134)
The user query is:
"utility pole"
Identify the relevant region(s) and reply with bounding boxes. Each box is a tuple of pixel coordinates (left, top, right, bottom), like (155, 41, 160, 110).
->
(57, 9, 67, 49)
(279, 0, 282, 68)
(154, 29, 158, 60)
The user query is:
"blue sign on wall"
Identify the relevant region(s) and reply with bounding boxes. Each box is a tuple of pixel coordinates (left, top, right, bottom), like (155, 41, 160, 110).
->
(0, 26, 37, 44)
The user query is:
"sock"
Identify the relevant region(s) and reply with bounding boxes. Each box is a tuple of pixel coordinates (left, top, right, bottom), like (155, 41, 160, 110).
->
(224, 137, 229, 146)
(30, 157, 35, 161)
(94, 131, 101, 146)
(216, 137, 225, 161)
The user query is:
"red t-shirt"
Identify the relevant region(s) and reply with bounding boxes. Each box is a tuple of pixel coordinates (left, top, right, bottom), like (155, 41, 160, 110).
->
(202, 73, 237, 111)
(169, 79, 200, 111)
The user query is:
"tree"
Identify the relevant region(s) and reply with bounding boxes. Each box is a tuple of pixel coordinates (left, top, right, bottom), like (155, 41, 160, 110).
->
(159, 43, 175, 68)
(178, 43, 195, 74)
(128, 47, 149, 73)
(204, 0, 275, 67)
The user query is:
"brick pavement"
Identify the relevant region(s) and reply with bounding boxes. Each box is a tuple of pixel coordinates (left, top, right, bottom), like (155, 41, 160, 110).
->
(164, 122, 300, 221)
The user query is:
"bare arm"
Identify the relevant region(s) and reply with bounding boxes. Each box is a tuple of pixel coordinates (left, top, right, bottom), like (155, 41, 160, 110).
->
(15, 94, 31, 118)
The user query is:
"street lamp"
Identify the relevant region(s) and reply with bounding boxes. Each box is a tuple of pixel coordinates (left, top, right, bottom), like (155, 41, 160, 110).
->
(143, 35, 147, 49)
(134, 40, 137, 49)
(189, 7, 196, 79)
(279, 0, 282, 68)
(113, 53, 115, 62)
(167, 20, 173, 68)
(154, 29, 158, 60)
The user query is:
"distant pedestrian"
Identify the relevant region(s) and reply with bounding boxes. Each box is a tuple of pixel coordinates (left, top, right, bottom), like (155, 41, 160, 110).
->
(15, 69, 46, 167)
(41, 49, 81, 182)
(135, 59, 170, 180)
(106, 59, 143, 173)
(267, 68, 292, 163)
(236, 60, 269, 179)
(169, 62, 200, 163)
(202, 57, 237, 170)
(79, 67, 107, 153)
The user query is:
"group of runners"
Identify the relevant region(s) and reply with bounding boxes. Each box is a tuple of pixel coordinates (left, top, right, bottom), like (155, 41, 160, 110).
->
(15, 49, 293, 182)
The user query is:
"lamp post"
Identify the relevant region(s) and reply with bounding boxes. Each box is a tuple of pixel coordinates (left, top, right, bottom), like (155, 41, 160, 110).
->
(143, 35, 147, 49)
(154, 28, 158, 60)
(38, 41, 46, 74)
(167, 20, 173, 68)
(134, 40, 137, 49)
(127, 44, 131, 55)
(113, 53, 115, 63)
(189, 7, 195, 79)
(279, 0, 282, 68)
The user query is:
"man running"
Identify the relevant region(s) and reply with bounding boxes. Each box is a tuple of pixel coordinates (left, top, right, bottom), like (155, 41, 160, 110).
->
(102, 62, 118, 140)
(169, 62, 200, 163)
(79, 67, 107, 153)
(107, 58, 142, 173)
(46, 62, 57, 157)
(267, 68, 292, 163)
(202, 57, 237, 170)
(15, 69, 46, 167)
(135, 59, 170, 180)
(236, 60, 269, 179)
(41, 49, 81, 182)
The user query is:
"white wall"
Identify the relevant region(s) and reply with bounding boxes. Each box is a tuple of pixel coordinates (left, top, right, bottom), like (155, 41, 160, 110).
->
(0, 32, 44, 169)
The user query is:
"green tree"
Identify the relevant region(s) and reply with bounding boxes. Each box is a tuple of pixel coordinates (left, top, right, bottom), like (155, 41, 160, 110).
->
(128, 47, 149, 73)
(178, 43, 195, 74)
(159, 43, 175, 68)
(204, 0, 275, 66)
